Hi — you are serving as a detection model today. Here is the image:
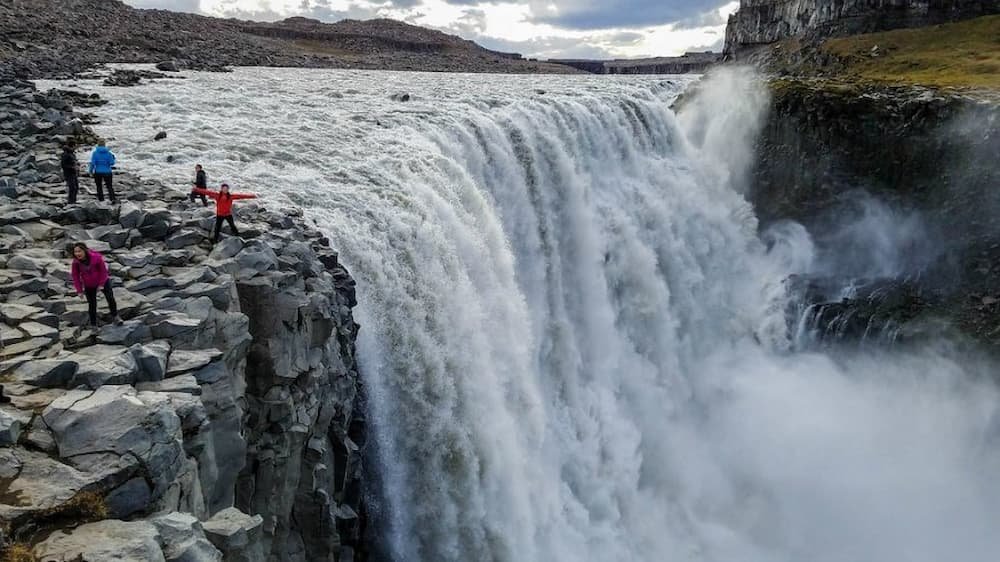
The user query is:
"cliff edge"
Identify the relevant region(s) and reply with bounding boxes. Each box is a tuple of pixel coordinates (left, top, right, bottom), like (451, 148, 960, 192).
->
(0, 81, 367, 562)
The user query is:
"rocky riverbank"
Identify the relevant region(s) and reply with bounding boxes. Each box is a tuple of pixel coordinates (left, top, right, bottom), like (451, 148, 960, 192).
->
(0, 81, 367, 561)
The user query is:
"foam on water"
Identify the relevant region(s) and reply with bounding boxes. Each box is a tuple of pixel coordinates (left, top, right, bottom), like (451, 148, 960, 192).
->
(46, 66, 1000, 562)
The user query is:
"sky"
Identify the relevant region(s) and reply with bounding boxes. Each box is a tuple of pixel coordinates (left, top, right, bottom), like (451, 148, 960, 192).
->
(125, 0, 739, 60)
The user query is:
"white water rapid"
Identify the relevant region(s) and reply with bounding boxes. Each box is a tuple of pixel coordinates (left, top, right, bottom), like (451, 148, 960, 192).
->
(48, 67, 1000, 562)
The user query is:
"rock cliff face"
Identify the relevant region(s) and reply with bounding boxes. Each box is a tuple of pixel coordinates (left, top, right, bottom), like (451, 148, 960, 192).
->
(724, 0, 999, 54)
(0, 80, 366, 561)
(748, 79, 1000, 347)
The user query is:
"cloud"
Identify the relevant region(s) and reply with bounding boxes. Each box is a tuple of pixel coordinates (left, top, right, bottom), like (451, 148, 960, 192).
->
(122, 0, 735, 58)
(528, 0, 729, 30)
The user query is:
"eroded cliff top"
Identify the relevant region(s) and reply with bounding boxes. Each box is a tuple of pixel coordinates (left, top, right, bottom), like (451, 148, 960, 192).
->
(0, 80, 366, 560)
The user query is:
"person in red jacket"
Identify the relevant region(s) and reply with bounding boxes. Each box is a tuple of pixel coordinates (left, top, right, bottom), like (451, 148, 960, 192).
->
(192, 183, 258, 243)
(71, 242, 121, 327)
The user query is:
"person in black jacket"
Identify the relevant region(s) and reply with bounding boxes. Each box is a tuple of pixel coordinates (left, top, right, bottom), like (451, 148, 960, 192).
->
(61, 143, 80, 204)
(190, 164, 208, 206)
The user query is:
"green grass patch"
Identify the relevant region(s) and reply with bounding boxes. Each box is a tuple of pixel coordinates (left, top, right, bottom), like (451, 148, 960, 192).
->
(821, 15, 1000, 89)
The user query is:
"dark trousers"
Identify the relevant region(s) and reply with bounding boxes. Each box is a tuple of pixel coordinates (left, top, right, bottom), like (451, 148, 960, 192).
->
(94, 173, 116, 202)
(190, 189, 208, 206)
(213, 215, 238, 242)
(85, 280, 118, 326)
(65, 171, 79, 203)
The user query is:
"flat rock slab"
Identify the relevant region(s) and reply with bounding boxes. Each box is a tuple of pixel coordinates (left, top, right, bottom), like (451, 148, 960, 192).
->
(166, 349, 222, 377)
(66, 345, 138, 388)
(0, 447, 101, 522)
(18, 320, 59, 340)
(1, 302, 43, 323)
(0, 336, 53, 360)
(9, 359, 78, 388)
(34, 519, 166, 562)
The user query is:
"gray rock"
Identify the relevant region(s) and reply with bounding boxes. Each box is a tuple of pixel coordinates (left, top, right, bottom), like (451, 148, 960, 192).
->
(153, 512, 224, 562)
(119, 201, 145, 229)
(0, 302, 43, 323)
(33, 519, 166, 562)
(236, 242, 279, 274)
(9, 359, 78, 387)
(156, 60, 181, 72)
(153, 249, 195, 266)
(137, 374, 201, 395)
(154, 131, 168, 140)
(209, 236, 244, 260)
(24, 415, 57, 453)
(0, 408, 22, 445)
(0, 447, 103, 522)
(97, 319, 153, 346)
(148, 311, 204, 340)
(43, 385, 184, 499)
(67, 344, 139, 388)
(131, 340, 171, 382)
(18, 320, 59, 340)
(180, 281, 231, 310)
(166, 349, 223, 377)
(203, 507, 265, 562)
(166, 229, 203, 249)
(139, 208, 175, 239)
(129, 276, 177, 292)
(0, 336, 52, 358)
(106, 477, 153, 519)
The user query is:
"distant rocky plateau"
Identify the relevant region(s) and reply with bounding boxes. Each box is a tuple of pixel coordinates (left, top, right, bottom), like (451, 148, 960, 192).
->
(0, 0, 576, 80)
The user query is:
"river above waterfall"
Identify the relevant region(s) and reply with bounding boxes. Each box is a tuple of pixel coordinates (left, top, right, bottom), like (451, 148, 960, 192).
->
(41, 66, 1000, 562)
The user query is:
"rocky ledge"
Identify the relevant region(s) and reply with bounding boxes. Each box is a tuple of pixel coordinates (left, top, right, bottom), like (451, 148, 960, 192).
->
(0, 82, 367, 561)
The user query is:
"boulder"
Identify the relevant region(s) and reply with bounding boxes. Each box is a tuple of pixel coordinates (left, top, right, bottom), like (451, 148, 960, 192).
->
(166, 349, 223, 377)
(66, 344, 139, 388)
(0, 302, 43, 323)
(209, 236, 244, 260)
(42, 385, 184, 498)
(131, 340, 171, 382)
(154, 131, 168, 141)
(119, 201, 145, 229)
(0, 447, 103, 522)
(152, 512, 224, 562)
(165, 229, 203, 249)
(101, 477, 151, 519)
(9, 358, 78, 388)
(156, 60, 182, 72)
(34, 519, 166, 562)
(0, 408, 22, 445)
(202, 507, 265, 562)
(97, 319, 154, 346)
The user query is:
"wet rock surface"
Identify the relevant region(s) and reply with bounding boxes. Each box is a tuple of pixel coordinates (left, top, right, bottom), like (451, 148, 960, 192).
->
(751, 80, 1000, 350)
(0, 81, 367, 561)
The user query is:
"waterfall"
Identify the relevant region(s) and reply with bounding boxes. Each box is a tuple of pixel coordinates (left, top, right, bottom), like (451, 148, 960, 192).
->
(71, 67, 1000, 562)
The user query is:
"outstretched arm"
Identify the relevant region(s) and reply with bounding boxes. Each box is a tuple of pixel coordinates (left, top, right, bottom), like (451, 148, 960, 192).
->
(231, 193, 257, 200)
(192, 188, 218, 199)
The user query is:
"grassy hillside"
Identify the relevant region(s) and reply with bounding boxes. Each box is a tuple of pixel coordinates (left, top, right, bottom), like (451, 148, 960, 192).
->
(821, 15, 1000, 89)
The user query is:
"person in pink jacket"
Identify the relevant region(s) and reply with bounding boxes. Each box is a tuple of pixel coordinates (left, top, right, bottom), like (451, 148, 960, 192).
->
(71, 242, 120, 327)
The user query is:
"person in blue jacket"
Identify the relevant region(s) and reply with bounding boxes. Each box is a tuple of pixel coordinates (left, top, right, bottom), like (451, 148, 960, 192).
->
(89, 141, 117, 203)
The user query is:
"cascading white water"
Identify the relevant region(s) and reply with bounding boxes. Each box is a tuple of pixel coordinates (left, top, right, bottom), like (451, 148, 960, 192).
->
(49, 66, 1000, 562)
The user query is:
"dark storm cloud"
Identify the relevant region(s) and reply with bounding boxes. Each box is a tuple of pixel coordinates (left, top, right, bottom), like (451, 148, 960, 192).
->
(529, 0, 728, 30)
